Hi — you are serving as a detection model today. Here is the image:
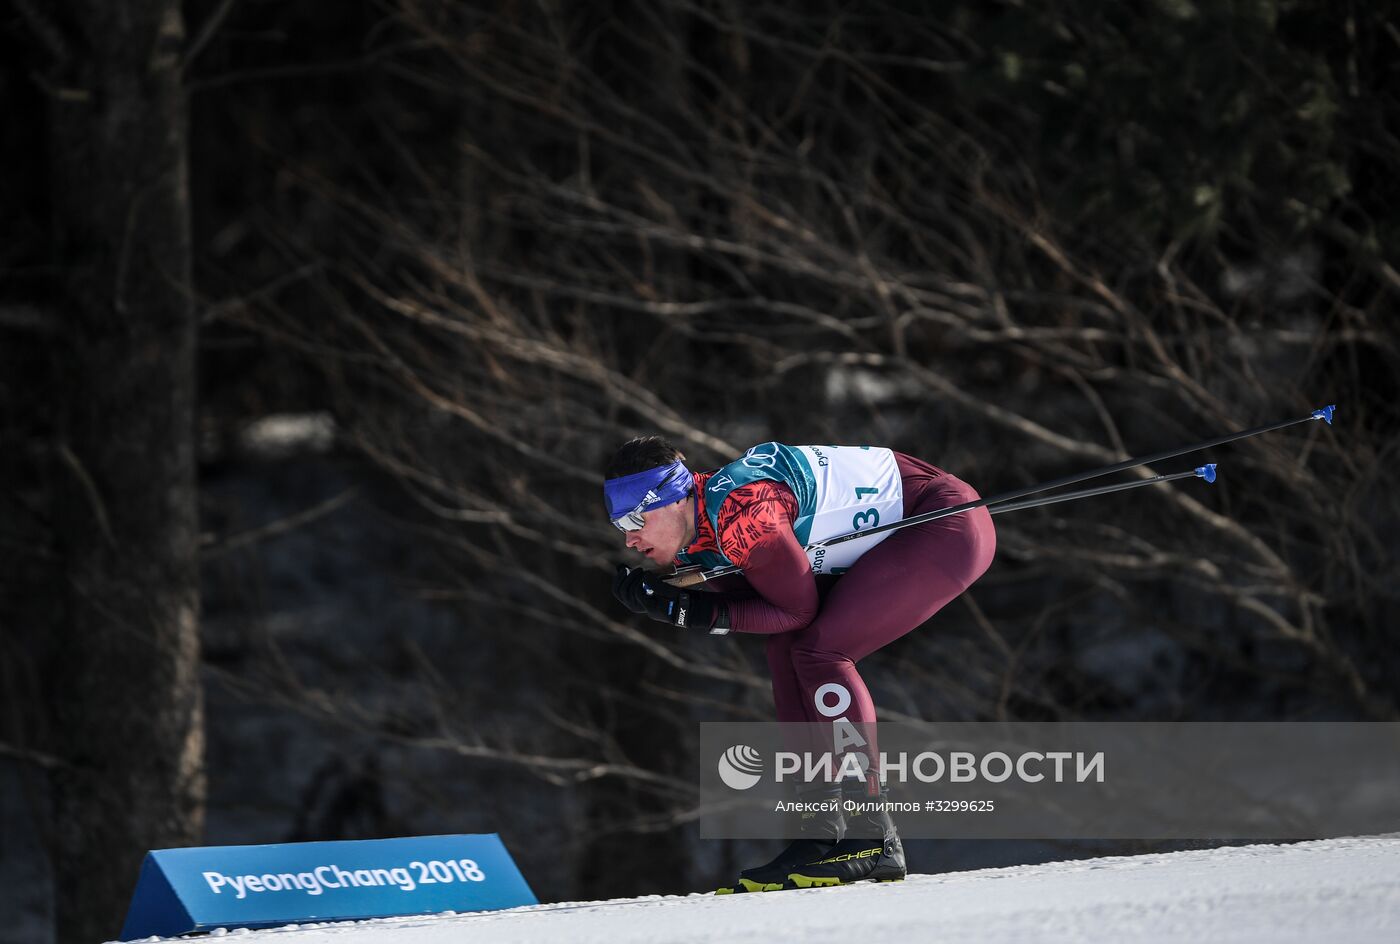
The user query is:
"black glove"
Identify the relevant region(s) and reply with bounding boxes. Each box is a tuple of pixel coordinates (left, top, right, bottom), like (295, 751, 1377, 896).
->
(611, 565, 648, 614)
(611, 566, 731, 633)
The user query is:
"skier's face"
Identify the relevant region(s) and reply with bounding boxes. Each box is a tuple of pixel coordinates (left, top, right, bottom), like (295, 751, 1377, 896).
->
(622, 497, 693, 567)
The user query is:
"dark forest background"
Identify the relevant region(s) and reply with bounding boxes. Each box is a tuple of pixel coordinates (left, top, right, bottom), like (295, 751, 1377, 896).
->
(1, 1, 1397, 942)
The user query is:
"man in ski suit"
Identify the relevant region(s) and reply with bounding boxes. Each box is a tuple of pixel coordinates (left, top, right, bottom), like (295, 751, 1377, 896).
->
(605, 436, 996, 891)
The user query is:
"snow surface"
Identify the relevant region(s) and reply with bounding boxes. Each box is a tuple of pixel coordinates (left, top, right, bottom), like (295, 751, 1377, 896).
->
(124, 835, 1400, 944)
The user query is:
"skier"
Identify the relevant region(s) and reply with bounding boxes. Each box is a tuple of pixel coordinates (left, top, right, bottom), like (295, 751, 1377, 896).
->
(604, 437, 997, 891)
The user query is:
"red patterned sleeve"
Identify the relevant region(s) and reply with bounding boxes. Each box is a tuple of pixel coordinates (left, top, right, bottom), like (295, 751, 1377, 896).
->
(714, 482, 819, 634)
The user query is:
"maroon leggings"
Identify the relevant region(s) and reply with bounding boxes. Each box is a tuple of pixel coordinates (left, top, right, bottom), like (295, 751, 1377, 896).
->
(765, 457, 996, 749)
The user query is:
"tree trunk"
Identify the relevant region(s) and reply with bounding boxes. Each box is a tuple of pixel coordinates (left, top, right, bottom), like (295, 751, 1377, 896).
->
(46, 3, 205, 943)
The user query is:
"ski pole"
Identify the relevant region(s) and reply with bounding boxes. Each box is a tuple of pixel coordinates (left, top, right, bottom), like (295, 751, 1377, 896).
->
(666, 404, 1334, 587)
(667, 464, 1219, 587)
(987, 464, 1216, 515)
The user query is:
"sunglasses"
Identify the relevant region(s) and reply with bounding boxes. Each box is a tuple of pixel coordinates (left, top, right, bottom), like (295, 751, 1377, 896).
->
(611, 504, 648, 532)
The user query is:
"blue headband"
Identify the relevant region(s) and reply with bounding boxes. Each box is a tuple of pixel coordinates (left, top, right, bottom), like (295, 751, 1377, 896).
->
(604, 459, 692, 522)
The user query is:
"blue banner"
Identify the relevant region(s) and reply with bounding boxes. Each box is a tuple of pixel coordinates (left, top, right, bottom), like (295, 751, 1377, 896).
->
(120, 834, 537, 940)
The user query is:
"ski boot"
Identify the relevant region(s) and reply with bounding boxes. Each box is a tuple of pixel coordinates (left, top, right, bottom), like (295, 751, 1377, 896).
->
(785, 780, 905, 889)
(715, 786, 844, 894)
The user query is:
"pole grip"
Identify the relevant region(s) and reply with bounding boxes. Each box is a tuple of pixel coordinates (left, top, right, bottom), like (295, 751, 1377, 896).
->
(664, 566, 710, 588)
